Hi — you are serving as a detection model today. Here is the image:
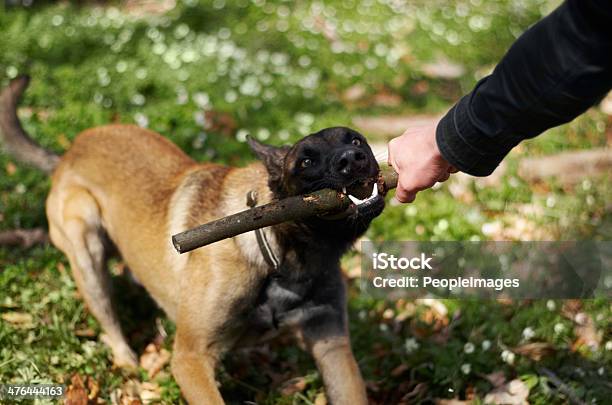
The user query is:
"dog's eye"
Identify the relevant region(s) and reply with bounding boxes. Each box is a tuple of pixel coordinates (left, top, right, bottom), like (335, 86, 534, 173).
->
(300, 158, 312, 168)
(352, 138, 361, 146)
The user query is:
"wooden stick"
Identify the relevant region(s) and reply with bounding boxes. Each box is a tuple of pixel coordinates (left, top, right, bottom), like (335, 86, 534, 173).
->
(172, 169, 398, 253)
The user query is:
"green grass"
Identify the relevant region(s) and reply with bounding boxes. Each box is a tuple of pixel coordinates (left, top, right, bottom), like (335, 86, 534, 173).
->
(1, 1, 610, 404)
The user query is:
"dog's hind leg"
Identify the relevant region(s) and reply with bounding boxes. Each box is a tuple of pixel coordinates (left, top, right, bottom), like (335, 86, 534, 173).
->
(48, 187, 137, 369)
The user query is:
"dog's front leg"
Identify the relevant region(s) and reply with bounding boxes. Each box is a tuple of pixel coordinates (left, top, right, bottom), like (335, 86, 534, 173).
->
(171, 330, 225, 405)
(298, 302, 368, 405)
(309, 334, 368, 405)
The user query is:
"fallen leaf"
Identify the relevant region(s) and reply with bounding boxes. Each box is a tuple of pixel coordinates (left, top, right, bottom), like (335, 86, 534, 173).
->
(391, 363, 409, 377)
(314, 392, 327, 405)
(572, 313, 602, 351)
(342, 84, 367, 102)
(421, 58, 465, 79)
(279, 376, 308, 396)
(483, 371, 507, 388)
(1, 311, 34, 328)
(140, 382, 161, 404)
(65, 374, 88, 405)
(372, 89, 402, 107)
(75, 328, 97, 337)
(204, 110, 237, 136)
(436, 399, 471, 405)
(57, 133, 71, 149)
(87, 377, 100, 401)
(483, 379, 529, 405)
(513, 342, 555, 361)
(139, 343, 171, 378)
(6, 162, 16, 175)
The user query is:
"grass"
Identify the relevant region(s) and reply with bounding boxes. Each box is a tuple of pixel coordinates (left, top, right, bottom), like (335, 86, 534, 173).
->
(1, 0, 610, 404)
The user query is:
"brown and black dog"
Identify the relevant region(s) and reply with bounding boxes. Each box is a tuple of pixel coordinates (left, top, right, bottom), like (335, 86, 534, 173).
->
(0, 76, 385, 404)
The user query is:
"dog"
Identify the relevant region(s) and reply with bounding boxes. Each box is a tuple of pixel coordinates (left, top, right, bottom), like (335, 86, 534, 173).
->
(0, 76, 385, 404)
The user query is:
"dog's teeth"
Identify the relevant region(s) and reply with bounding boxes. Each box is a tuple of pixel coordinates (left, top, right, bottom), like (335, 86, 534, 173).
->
(371, 183, 378, 198)
(342, 187, 347, 194)
(348, 194, 363, 205)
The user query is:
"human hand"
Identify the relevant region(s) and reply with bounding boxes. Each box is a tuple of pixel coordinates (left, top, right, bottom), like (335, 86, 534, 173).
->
(387, 120, 457, 203)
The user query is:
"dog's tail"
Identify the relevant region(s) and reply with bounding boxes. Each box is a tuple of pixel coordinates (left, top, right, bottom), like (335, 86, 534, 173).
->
(0, 75, 59, 174)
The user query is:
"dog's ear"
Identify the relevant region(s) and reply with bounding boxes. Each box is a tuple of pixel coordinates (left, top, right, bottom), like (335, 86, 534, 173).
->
(247, 135, 290, 189)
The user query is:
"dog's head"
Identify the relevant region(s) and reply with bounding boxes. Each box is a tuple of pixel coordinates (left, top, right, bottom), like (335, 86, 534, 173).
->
(248, 126, 384, 227)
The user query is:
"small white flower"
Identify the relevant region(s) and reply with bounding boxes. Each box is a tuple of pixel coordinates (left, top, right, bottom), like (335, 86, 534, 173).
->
(461, 363, 471, 375)
(404, 206, 417, 217)
(404, 338, 419, 354)
(257, 128, 270, 141)
(193, 92, 210, 109)
(358, 310, 367, 320)
(193, 112, 206, 126)
(463, 342, 475, 354)
(115, 60, 128, 73)
(135, 68, 148, 80)
(15, 184, 26, 194)
(481, 340, 491, 351)
(134, 113, 149, 128)
(605, 341, 612, 351)
(437, 219, 449, 231)
(224, 90, 238, 104)
(235, 129, 249, 143)
(546, 300, 556, 311)
(379, 323, 389, 333)
(598, 367, 605, 376)
(501, 350, 515, 365)
(554, 323, 565, 334)
(582, 179, 592, 191)
(522, 327, 535, 341)
(277, 129, 290, 141)
(131, 93, 145, 106)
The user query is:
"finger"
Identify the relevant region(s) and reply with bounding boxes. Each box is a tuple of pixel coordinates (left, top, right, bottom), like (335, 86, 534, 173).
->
(395, 189, 416, 203)
(394, 177, 417, 203)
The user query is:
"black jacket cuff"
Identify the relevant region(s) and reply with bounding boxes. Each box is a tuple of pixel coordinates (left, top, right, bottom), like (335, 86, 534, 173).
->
(436, 95, 514, 177)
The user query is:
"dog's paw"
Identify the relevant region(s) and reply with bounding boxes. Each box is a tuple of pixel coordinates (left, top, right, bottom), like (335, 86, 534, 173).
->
(100, 333, 139, 370)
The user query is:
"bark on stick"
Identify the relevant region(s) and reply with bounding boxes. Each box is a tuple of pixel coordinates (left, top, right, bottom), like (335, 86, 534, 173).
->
(172, 169, 398, 253)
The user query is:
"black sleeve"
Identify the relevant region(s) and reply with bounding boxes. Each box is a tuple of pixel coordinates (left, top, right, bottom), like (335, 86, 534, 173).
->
(435, 0, 612, 176)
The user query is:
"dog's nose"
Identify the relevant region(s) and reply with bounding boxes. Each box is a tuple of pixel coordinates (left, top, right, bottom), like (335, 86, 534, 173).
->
(335, 149, 367, 176)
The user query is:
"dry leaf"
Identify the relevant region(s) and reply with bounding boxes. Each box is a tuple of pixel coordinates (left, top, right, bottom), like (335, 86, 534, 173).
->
(421, 58, 465, 79)
(65, 374, 89, 405)
(57, 133, 72, 149)
(279, 376, 308, 396)
(513, 342, 555, 361)
(342, 84, 367, 102)
(436, 399, 472, 405)
(314, 392, 327, 405)
(2, 311, 33, 324)
(391, 363, 409, 377)
(1, 311, 34, 328)
(483, 371, 507, 388)
(88, 377, 100, 401)
(6, 162, 17, 175)
(140, 382, 161, 404)
(139, 343, 171, 378)
(483, 379, 529, 405)
(572, 313, 602, 351)
(75, 328, 97, 337)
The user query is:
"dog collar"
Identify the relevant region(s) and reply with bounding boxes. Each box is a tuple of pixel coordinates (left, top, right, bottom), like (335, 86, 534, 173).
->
(246, 190, 280, 270)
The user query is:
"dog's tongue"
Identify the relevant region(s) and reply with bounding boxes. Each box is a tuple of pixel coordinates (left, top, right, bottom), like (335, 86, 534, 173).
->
(346, 180, 375, 199)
